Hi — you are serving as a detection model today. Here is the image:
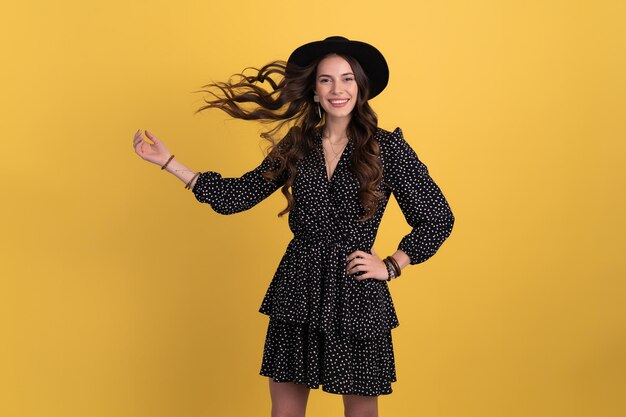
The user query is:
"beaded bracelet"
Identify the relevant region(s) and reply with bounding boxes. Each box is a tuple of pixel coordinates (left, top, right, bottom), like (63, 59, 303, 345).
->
(185, 172, 201, 190)
(161, 154, 175, 170)
(385, 255, 401, 277)
(384, 258, 397, 281)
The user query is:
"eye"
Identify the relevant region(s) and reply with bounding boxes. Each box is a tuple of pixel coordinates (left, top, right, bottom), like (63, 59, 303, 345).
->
(344, 77, 354, 82)
(319, 78, 330, 84)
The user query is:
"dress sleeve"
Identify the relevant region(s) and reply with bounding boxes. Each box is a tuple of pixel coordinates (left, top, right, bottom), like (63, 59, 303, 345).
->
(191, 155, 286, 215)
(386, 127, 455, 265)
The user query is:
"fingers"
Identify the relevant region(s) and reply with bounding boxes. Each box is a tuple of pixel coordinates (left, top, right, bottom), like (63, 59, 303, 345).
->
(347, 261, 364, 273)
(346, 249, 378, 268)
(131, 129, 157, 145)
(347, 250, 369, 262)
(346, 254, 364, 271)
(132, 129, 155, 149)
(132, 131, 146, 156)
(346, 255, 369, 277)
(133, 129, 144, 145)
(144, 129, 159, 144)
(354, 274, 373, 281)
(346, 248, 386, 281)
(353, 270, 385, 281)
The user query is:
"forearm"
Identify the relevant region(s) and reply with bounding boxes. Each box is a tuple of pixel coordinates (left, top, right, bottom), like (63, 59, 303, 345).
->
(163, 157, 200, 189)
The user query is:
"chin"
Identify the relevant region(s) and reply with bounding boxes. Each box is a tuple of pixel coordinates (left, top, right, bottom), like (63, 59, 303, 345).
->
(325, 108, 356, 119)
(326, 113, 352, 120)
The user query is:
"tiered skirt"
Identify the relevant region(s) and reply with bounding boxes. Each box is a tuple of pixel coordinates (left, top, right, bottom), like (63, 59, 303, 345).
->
(259, 317, 397, 396)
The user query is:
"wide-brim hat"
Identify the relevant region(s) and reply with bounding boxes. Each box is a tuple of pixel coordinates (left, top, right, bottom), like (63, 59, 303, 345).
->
(287, 36, 389, 100)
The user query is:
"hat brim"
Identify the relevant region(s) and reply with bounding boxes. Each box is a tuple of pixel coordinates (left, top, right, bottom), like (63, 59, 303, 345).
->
(287, 37, 389, 100)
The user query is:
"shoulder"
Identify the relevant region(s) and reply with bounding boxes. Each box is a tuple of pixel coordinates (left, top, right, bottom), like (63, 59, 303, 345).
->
(374, 126, 403, 142)
(376, 126, 428, 175)
(375, 126, 415, 158)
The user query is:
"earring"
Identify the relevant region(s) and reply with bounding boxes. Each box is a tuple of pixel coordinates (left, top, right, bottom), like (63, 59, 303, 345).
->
(313, 96, 322, 119)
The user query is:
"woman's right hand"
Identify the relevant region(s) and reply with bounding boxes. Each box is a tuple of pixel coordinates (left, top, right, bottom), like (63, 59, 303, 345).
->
(132, 129, 172, 167)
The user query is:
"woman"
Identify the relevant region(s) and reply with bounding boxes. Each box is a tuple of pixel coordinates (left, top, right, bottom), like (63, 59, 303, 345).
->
(133, 36, 454, 417)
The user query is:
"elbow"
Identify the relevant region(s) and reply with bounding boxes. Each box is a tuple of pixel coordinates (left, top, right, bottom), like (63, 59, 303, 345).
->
(438, 201, 455, 237)
(210, 199, 256, 215)
(438, 210, 455, 244)
(447, 209, 455, 235)
(210, 203, 241, 215)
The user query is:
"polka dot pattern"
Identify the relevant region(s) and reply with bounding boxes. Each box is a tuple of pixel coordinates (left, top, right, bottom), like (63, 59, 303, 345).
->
(260, 318, 396, 396)
(192, 127, 455, 396)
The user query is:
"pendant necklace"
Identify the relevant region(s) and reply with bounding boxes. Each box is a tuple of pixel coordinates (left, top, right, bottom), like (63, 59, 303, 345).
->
(322, 134, 349, 180)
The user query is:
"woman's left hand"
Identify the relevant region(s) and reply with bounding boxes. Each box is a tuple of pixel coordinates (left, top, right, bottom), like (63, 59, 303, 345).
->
(346, 248, 388, 281)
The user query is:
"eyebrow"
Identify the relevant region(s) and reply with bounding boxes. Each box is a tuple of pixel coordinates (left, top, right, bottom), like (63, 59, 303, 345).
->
(317, 72, 355, 78)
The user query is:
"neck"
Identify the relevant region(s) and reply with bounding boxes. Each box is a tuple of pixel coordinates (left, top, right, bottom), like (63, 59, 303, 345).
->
(323, 115, 351, 141)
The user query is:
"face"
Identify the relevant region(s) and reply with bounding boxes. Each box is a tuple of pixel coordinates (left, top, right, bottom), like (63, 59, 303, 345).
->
(314, 54, 359, 121)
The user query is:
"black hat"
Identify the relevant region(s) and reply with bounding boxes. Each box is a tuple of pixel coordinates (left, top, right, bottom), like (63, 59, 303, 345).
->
(287, 36, 389, 100)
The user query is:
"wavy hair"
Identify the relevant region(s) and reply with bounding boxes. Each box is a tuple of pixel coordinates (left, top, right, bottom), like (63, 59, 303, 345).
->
(193, 53, 384, 221)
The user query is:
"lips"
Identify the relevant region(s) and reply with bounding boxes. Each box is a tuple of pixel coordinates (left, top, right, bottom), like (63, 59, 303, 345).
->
(328, 98, 350, 107)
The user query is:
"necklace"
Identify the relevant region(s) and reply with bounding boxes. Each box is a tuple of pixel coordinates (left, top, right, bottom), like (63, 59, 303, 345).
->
(321, 134, 349, 181)
(322, 133, 349, 155)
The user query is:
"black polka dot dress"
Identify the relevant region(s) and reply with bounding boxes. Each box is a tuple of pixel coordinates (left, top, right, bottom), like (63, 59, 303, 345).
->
(192, 127, 455, 396)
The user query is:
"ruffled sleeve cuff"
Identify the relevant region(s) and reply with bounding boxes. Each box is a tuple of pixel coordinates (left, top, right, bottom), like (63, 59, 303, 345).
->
(191, 171, 222, 205)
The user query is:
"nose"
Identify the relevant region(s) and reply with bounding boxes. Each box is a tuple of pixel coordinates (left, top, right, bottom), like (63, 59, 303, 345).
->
(330, 84, 344, 95)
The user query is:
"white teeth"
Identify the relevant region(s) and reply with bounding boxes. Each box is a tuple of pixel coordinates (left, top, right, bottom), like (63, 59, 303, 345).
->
(330, 99, 349, 104)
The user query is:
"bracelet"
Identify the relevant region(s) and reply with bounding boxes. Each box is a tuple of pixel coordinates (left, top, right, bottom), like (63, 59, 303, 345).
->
(185, 172, 201, 190)
(161, 155, 175, 170)
(384, 259, 396, 281)
(387, 256, 402, 277)
(385, 255, 402, 277)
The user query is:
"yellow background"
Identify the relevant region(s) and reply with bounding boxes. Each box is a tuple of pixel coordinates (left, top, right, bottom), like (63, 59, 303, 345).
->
(1, 1, 624, 416)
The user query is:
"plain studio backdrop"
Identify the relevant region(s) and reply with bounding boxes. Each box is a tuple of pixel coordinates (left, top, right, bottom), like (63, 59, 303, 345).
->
(0, 1, 624, 416)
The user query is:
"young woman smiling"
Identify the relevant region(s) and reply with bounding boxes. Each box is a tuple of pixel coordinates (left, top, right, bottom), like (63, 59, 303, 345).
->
(133, 36, 455, 417)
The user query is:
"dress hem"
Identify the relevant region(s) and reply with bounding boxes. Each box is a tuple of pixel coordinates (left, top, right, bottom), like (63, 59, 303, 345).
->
(260, 371, 396, 397)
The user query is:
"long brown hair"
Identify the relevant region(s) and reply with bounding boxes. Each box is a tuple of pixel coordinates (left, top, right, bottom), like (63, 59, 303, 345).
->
(193, 53, 384, 221)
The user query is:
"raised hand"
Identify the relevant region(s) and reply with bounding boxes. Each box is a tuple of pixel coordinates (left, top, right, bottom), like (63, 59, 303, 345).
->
(132, 129, 172, 167)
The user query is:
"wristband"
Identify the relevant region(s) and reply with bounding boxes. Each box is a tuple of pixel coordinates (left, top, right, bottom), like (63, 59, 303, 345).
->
(161, 155, 175, 170)
(185, 172, 201, 190)
(384, 258, 397, 281)
(385, 255, 401, 277)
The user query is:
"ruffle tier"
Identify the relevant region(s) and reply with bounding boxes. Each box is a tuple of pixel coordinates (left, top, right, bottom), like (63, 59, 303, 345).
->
(259, 236, 400, 341)
(259, 317, 396, 396)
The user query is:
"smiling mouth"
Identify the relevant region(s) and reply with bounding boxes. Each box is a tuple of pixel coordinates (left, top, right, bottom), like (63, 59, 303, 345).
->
(329, 98, 350, 106)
